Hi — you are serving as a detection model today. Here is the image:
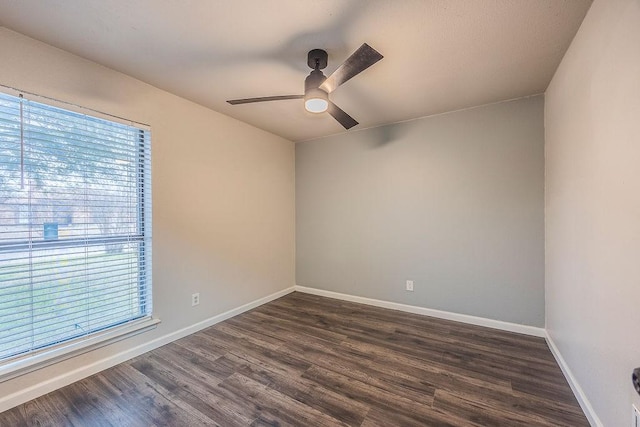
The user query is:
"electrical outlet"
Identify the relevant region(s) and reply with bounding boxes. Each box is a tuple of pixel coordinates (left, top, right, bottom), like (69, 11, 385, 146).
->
(633, 404, 639, 427)
(406, 280, 414, 291)
(191, 293, 200, 306)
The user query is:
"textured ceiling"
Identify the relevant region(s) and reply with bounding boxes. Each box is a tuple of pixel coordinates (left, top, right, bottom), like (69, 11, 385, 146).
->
(0, 0, 591, 142)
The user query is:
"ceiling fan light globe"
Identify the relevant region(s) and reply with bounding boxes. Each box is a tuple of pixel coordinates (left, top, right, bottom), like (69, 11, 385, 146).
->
(305, 98, 328, 113)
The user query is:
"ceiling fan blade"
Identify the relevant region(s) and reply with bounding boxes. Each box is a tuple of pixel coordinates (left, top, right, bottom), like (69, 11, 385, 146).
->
(319, 43, 383, 93)
(327, 101, 358, 130)
(227, 95, 303, 105)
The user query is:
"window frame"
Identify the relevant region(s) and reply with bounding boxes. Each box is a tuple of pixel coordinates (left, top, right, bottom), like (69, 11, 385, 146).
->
(0, 88, 158, 382)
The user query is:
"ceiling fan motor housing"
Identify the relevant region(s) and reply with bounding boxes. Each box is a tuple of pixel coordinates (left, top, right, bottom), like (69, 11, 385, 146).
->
(305, 69, 327, 93)
(304, 69, 329, 111)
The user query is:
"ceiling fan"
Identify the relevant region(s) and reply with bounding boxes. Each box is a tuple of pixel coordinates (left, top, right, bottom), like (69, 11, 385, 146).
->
(227, 43, 383, 130)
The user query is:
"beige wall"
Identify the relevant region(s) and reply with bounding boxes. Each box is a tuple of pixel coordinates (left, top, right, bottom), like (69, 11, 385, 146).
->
(0, 28, 295, 406)
(545, 0, 640, 425)
(296, 96, 545, 326)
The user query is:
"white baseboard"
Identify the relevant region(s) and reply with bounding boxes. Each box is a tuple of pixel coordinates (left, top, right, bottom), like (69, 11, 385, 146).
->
(545, 332, 603, 427)
(0, 286, 295, 413)
(294, 286, 546, 337)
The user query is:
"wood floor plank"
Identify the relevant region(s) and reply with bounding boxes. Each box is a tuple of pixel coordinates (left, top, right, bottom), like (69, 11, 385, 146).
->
(107, 363, 214, 426)
(80, 374, 154, 427)
(259, 300, 398, 336)
(226, 311, 343, 350)
(433, 388, 552, 427)
(302, 365, 464, 426)
(510, 390, 591, 426)
(340, 336, 513, 391)
(0, 292, 588, 426)
(57, 380, 127, 427)
(343, 339, 521, 414)
(21, 394, 73, 427)
(0, 406, 26, 426)
(220, 373, 350, 427)
(511, 374, 583, 405)
(278, 340, 437, 405)
(441, 347, 578, 402)
(260, 370, 370, 426)
(213, 322, 285, 350)
(243, 310, 349, 344)
(129, 354, 249, 426)
(433, 387, 588, 427)
(360, 406, 480, 427)
(152, 342, 232, 383)
(345, 325, 446, 363)
(393, 325, 556, 366)
(205, 329, 313, 378)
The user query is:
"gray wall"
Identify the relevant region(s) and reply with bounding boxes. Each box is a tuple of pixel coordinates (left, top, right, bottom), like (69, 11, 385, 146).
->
(296, 96, 545, 326)
(545, 0, 640, 425)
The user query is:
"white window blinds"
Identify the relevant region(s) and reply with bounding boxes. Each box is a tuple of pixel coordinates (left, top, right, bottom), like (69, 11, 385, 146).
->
(0, 91, 152, 362)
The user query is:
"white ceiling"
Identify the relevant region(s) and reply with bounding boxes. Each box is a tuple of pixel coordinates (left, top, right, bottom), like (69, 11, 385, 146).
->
(0, 0, 591, 142)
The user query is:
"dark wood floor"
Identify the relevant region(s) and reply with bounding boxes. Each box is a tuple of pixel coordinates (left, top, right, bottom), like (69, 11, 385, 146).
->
(1, 292, 588, 426)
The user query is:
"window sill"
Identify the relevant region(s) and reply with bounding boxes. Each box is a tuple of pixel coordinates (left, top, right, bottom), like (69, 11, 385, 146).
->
(0, 317, 161, 383)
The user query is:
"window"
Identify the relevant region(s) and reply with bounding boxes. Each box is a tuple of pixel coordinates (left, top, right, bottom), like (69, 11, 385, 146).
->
(0, 91, 153, 368)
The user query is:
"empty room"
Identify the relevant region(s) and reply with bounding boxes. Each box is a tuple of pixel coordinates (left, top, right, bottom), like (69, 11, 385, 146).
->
(0, 0, 638, 425)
